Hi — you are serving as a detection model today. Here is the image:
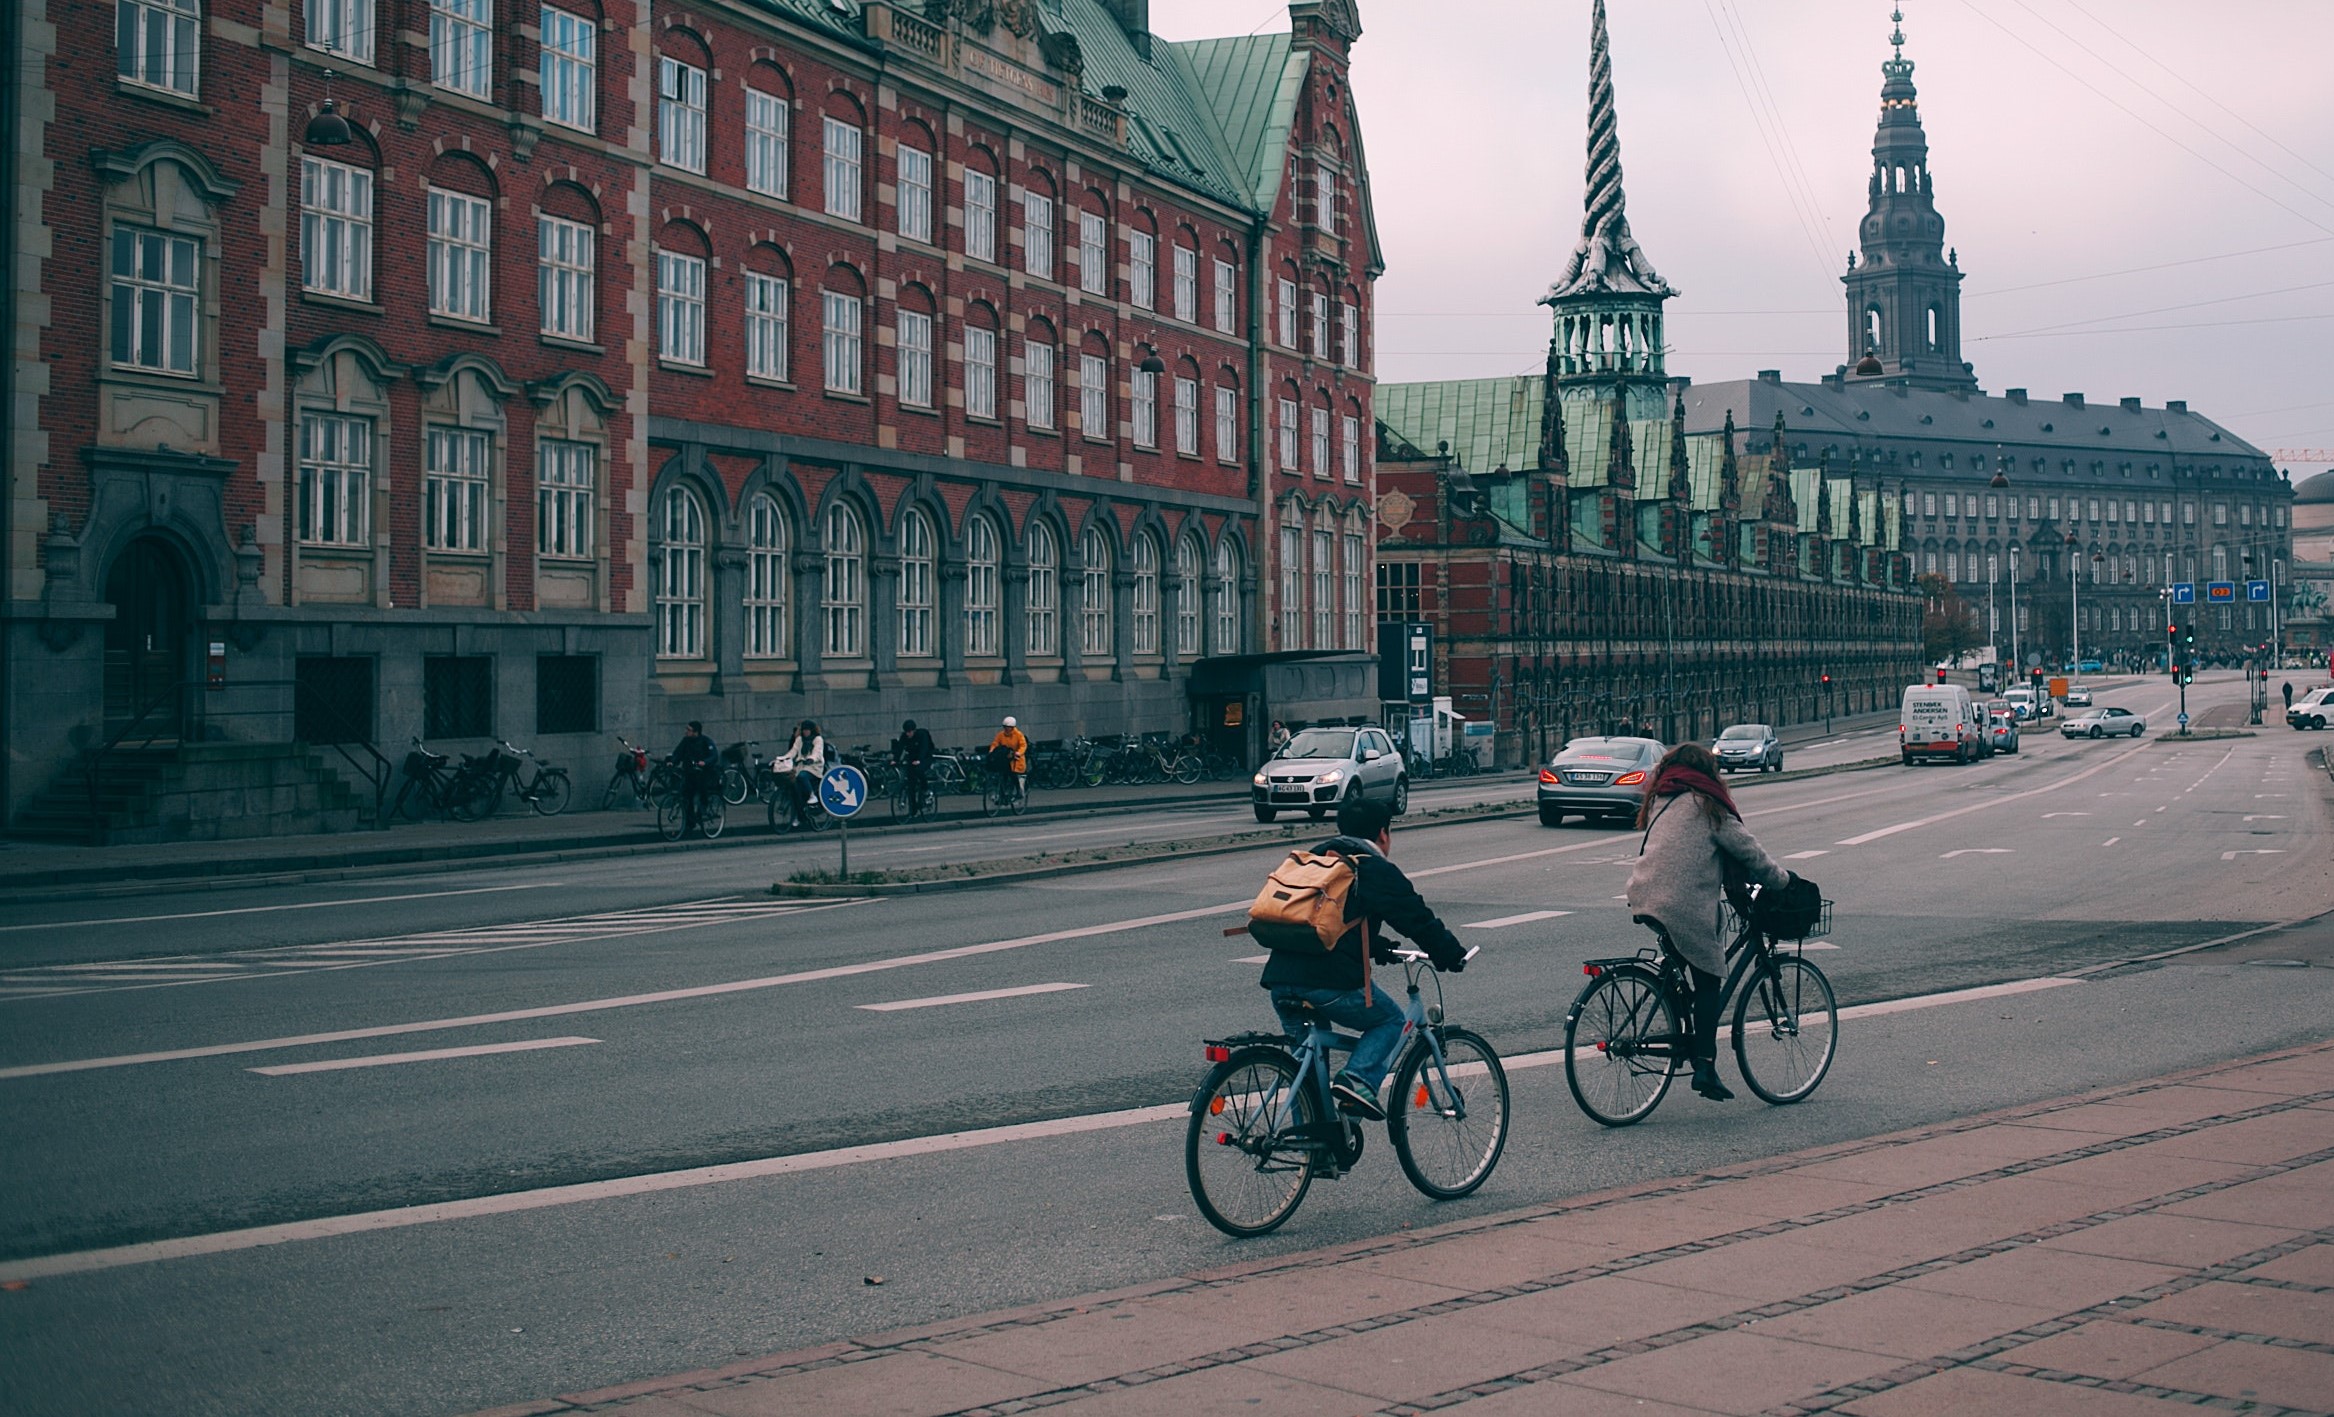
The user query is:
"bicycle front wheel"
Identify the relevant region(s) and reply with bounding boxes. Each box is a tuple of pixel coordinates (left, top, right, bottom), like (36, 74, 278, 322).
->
(719, 766, 749, 806)
(598, 771, 632, 813)
(1733, 954, 1838, 1105)
(1564, 970, 1680, 1127)
(1389, 1026, 1510, 1200)
(655, 794, 688, 841)
(530, 770, 572, 816)
(1185, 1049, 1316, 1238)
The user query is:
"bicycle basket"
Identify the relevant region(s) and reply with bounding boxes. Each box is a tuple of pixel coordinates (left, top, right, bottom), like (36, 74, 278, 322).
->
(1750, 877, 1828, 940)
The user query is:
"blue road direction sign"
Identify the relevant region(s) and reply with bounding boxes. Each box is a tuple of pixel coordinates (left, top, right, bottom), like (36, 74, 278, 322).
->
(2247, 579, 2271, 603)
(819, 764, 869, 818)
(2171, 582, 2195, 604)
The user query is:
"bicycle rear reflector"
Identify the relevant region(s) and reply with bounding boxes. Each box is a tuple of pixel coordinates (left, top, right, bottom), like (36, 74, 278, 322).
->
(1204, 1045, 1231, 1063)
(1582, 964, 1602, 977)
(1414, 1085, 1430, 1109)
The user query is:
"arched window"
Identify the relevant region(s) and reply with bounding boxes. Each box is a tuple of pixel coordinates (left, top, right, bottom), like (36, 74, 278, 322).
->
(1341, 513, 1365, 650)
(1026, 522, 1060, 657)
(897, 506, 935, 658)
(1080, 524, 1113, 659)
(1175, 533, 1203, 657)
(1279, 502, 1305, 648)
(1311, 506, 1335, 649)
(656, 485, 707, 660)
(744, 493, 789, 659)
(822, 502, 865, 658)
(1215, 539, 1242, 655)
(1131, 531, 1160, 655)
(1864, 306, 1883, 352)
(1925, 305, 1941, 352)
(964, 512, 1001, 657)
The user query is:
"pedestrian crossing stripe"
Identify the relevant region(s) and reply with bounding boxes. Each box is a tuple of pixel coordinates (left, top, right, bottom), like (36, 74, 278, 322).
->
(0, 897, 858, 1001)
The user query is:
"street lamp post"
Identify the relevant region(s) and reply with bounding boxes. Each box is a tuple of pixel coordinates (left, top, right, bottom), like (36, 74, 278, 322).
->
(2066, 530, 2081, 675)
(2008, 542, 2021, 680)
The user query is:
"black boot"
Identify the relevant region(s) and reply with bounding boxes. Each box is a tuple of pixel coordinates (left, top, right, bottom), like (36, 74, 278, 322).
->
(1691, 1058, 1735, 1101)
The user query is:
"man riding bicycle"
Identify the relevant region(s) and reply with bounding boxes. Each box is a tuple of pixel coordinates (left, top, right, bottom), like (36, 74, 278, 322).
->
(1259, 796, 1467, 1121)
(669, 721, 719, 835)
(893, 718, 936, 817)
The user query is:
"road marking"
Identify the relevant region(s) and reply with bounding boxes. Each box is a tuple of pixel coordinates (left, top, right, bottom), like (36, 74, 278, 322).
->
(2244, 815, 2287, 822)
(1783, 850, 1829, 860)
(2222, 850, 2287, 861)
(0, 972, 2090, 1284)
(1232, 954, 1269, 965)
(1941, 849, 2013, 859)
(1462, 910, 1573, 929)
(2103, 838, 2120, 847)
(0, 882, 567, 935)
(1836, 744, 2149, 847)
(2041, 812, 2091, 819)
(858, 983, 1088, 1012)
(249, 1038, 600, 1076)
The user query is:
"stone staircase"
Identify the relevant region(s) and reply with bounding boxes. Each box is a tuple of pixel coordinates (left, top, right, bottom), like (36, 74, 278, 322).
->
(9, 742, 372, 845)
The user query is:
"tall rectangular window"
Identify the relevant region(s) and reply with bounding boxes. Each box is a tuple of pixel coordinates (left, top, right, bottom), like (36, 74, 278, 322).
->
(1340, 301, 1359, 366)
(1309, 405, 1330, 477)
(120, 0, 200, 95)
(1279, 520, 1303, 648)
(539, 7, 594, 131)
(1342, 530, 1363, 649)
(1078, 211, 1107, 294)
(109, 227, 199, 375)
(745, 89, 789, 198)
(1080, 353, 1108, 439)
(744, 273, 788, 381)
(1276, 278, 1297, 347)
(427, 188, 492, 322)
(821, 290, 862, 394)
(1214, 385, 1237, 462)
(1310, 292, 1329, 358)
(537, 214, 593, 341)
(1173, 245, 1197, 323)
(964, 326, 997, 419)
(1341, 414, 1361, 484)
(307, 0, 373, 65)
(658, 56, 706, 173)
(297, 413, 370, 547)
(1129, 230, 1155, 309)
(300, 157, 373, 301)
(963, 170, 996, 262)
(1174, 376, 1198, 456)
(1277, 397, 1299, 471)
(1025, 340, 1055, 430)
(823, 117, 863, 220)
(424, 426, 490, 552)
(1312, 525, 1333, 648)
(428, 0, 490, 96)
(1213, 258, 1236, 334)
(1131, 367, 1157, 448)
(1315, 160, 1336, 232)
(896, 145, 933, 243)
(1022, 191, 1053, 278)
(656, 249, 705, 365)
(896, 309, 933, 408)
(537, 439, 594, 559)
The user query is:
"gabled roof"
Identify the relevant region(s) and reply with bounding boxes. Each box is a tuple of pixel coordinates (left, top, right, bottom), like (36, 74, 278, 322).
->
(1374, 377, 1544, 478)
(1169, 33, 1307, 214)
(1037, 0, 1253, 209)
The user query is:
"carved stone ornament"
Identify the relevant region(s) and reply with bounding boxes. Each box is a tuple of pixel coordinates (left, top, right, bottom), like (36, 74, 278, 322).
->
(1376, 489, 1416, 535)
(997, 0, 1038, 38)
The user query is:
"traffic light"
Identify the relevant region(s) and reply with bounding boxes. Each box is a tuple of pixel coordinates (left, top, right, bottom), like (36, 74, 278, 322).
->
(1934, 666, 1948, 686)
(1821, 672, 1832, 687)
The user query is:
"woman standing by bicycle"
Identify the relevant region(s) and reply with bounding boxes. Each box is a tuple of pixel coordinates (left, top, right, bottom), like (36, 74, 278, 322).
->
(1624, 743, 1793, 1103)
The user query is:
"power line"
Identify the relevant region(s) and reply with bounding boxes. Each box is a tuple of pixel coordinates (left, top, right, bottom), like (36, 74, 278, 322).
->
(1700, 0, 1836, 282)
(1970, 312, 2334, 341)
(1717, 0, 1840, 269)
(1964, 236, 2334, 300)
(1979, 277, 2334, 339)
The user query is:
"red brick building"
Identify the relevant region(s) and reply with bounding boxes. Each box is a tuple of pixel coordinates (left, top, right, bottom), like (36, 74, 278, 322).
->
(2, 0, 1385, 835)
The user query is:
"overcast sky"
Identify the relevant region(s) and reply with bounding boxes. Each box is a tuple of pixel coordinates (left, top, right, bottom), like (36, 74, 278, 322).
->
(1148, 1, 2334, 468)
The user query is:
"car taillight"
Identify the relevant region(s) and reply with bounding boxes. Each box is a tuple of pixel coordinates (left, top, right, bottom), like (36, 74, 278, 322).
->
(1203, 1045, 1230, 1063)
(1538, 769, 1558, 784)
(1616, 770, 1647, 786)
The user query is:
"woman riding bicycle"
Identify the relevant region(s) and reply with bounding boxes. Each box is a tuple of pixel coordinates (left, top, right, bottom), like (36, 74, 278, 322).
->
(1624, 743, 1793, 1103)
(773, 719, 827, 828)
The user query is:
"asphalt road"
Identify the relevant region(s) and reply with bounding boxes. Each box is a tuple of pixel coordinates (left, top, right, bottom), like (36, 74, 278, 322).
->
(3, 671, 2329, 1416)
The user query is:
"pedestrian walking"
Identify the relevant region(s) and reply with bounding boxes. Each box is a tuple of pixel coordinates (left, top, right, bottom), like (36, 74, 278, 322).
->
(2284, 681, 2295, 710)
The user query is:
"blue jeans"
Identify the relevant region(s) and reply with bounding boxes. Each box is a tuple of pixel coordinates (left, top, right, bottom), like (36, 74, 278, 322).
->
(1271, 983, 1407, 1088)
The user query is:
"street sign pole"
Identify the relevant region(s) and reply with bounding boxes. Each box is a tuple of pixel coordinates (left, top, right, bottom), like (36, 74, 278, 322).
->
(818, 764, 870, 878)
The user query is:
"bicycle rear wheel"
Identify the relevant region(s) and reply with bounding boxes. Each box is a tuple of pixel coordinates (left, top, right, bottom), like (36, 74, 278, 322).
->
(719, 767, 749, 806)
(1388, 1027, 1510, 1200)
(530, 770, 572, 816)
(1185, 1049, 1316, 1237)
(1733, 954, 1837, 1104)
(699, 792, 727, 840)
(1564, 970, 1679, 1126)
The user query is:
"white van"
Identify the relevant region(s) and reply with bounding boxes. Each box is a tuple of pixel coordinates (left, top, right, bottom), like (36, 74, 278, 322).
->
(1900, 684, 1981, 765)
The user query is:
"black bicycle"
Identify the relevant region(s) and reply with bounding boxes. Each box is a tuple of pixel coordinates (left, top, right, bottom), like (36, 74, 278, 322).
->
(1562, 885, 1837, 1126)
(483, 740, 572, 816)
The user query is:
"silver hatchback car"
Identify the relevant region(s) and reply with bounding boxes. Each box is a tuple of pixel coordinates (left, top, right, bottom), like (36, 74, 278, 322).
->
(1252, 725, 1408, 823)
(1537, 737, 1663, 827)
(1713, 723, 1782, 773)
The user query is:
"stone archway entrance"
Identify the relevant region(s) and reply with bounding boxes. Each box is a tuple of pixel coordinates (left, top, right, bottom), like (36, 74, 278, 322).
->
(103, 537, 193, 732)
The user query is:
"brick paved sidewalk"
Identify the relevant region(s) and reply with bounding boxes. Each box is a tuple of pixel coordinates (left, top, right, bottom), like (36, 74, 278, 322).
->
(481, 1040, 2334, 1417)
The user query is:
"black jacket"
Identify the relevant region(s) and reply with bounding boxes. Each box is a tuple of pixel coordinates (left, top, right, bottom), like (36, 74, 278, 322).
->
(672, 731, 717, 770)
(1258, 835, 1467, 993)
(894, 727, 935, 765)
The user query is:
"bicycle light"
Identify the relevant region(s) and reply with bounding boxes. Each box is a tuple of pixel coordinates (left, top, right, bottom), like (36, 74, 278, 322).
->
(1582, 963, 1603, 977)
(1204, 1044, 1231, 1063)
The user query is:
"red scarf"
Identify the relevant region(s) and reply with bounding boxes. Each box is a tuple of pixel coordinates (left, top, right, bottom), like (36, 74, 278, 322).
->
(1653, 765, 1742, 821)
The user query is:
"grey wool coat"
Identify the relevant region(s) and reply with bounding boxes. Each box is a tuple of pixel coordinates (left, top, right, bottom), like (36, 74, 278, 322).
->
(1624, 793, 1791, 976)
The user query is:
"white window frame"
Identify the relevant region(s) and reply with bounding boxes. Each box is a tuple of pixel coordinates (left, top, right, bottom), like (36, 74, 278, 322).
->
(120, 0, 201, 95)
(426, 187, 492, 323)
(1309, 405, 1330, 477)
(744, 495, 789, 659)
(1080, 353, 1108, 440)
(1022, 190, 1054, 278)
(964, 168, 997, 262)
(896, 145, 934, 243)
(109, 227, 200, 376)
(964, 514, 1001, 658)
(822, 503, 866, 659)
(1341, 414, 1361, 484)
(745, 88, 790, 198)
(1131, 366, 1157, 449)
(1174, 376, 1199, 456)
(1315, 159, 1336, 232)
(536, 439, 595, 560)
(1129, 229, 1155, 310)
(964, 325, 998, 420)
(1027, 523, 1060, 657)
(424, 425, 491, 552)
(823, 116, 863, 221)
(539, 6, 594, 132)
(896, 308, 934, 409)
(1214, 385, 1238, 463)
(300, 156, 373, 301)
(897, 508, 936, 658)
(307, 0, 374, 66)
(821, 288, 863, 394)
(1279, 512, 1304, 648)
(1312, 519, 1334, 649)
(1310, 291, 1329, 359)
(1276, 277, 1298, 347)
(1213, 258, 1236, 334)
(1342, 527, 1364, 649)
(657, 56, 707, 173)
(1024, 339, 1055, 430)
(1079, 527, 1113, 660)
(744, 271, 788, 381)
(1214, 540, 1240, 654)
(1132, 535, 1160, 656)
(656, 248, 706, 366)
(297, 412, 371, 547)
(1175, 536, 1202, 657)
(537, 213, 592, 341)
(1340, 301, 1359, 366)
(1078, 211, 1107, 295)
(656, 487, 707, 661)
(429, 0, 490, 97)
(1172, 245, 1197, 323)
(1277, 397, 1299, 471)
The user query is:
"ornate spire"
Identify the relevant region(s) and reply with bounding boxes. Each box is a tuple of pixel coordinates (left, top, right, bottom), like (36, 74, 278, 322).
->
(1545, 0, 1673, 301)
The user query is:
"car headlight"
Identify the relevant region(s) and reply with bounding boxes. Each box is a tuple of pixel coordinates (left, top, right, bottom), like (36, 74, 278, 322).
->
(1316, 768, 1344, 785)
(1252, 772, 1268, 787)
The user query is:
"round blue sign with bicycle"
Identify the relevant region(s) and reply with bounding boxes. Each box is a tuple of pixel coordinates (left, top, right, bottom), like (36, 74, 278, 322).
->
(818, 764, 868, 818)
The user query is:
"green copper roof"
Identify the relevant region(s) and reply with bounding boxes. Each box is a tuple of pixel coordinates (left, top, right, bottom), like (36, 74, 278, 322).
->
(1037, 0, 1252, 209)
(1374, 377, 1547, 478)
(1170, 34, 1307, 212)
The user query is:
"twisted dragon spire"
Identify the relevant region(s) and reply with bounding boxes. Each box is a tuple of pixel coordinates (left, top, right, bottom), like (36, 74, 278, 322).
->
(1547, 0, 1674, 301)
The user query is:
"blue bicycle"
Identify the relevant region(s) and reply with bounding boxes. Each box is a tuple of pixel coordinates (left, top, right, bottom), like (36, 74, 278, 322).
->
(1186, 946, 1506, 1237)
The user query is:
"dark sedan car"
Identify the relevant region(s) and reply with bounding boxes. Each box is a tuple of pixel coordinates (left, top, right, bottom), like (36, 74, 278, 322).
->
(1538, 737, 1663, 827)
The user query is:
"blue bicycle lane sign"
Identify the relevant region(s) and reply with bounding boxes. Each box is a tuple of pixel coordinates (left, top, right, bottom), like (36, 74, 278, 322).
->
(818, 764, 868, 818)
